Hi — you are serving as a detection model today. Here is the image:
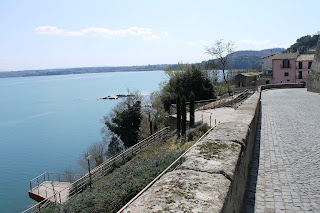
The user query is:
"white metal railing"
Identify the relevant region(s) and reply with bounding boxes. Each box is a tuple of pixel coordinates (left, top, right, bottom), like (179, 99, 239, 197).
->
(197, 88, 253, 111)
(29, 172, 83, 192)
(24, 127, 173, 213)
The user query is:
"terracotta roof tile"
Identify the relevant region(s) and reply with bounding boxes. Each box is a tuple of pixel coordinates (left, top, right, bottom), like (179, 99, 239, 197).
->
(296, 54, 314, 61)
(272, 53, 298, 60)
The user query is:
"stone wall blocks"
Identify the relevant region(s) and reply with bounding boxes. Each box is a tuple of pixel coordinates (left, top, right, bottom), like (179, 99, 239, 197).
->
(124, 170, 230, 213)
(179, 139, 242, 181)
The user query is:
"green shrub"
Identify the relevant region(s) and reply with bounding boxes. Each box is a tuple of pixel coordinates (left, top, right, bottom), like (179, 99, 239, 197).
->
(62, 150, 182, 213)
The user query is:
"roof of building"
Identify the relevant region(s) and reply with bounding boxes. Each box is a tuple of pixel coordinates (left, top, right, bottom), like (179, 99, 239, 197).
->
(272, 52, 299, 60)
(261, 53, 280, 59)
(237, 72, 263, 77)
(296, 54, 314, 61)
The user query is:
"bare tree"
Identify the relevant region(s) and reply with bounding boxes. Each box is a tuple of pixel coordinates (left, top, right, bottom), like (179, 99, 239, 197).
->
(61, 167, 79, 182)
(205, 40, 235, 95)
(78, 142, 105, 170)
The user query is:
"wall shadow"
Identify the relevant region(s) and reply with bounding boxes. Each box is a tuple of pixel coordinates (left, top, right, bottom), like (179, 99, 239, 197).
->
(243, 103, 262, 213)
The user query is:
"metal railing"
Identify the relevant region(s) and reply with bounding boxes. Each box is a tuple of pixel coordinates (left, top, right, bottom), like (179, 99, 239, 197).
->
(280, 64, 292, 68)
(24, 127, 173, 213)
(69, 127, 173, 196)
(29, 172, 83, 193)
(169, 87, 255, 115)
(23, 187, 67, 213)
(197, 88, 254, 111)
(296, 66, 310, 70)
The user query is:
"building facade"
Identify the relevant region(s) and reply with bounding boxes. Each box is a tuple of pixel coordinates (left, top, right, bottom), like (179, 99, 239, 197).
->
(296, 54, 314, 84)
(261, 50, 279, 75)
(235, 72, 268, 87)
(272, 52, 314, 84)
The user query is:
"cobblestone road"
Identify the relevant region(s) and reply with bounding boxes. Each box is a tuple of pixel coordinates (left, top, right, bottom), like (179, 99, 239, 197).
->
(245, 88, 320, 213)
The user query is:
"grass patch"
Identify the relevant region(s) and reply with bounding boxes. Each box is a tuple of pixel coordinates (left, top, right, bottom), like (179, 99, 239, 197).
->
(199, 142, 228, 160)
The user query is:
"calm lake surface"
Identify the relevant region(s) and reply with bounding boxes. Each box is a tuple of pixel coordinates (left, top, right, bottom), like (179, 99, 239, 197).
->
(0, 71, 166, 213)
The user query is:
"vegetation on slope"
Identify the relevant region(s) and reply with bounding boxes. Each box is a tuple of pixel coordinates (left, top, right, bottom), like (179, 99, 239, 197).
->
(202, 48, 285, 70)
(286, 33, 319, 54)
(41, 124, 210, 213)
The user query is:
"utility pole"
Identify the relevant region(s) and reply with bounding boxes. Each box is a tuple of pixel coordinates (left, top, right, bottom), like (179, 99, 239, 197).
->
(87, 154, 92, 189)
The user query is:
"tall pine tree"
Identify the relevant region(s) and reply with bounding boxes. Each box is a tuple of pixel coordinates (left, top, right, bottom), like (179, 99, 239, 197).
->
(189, 91, 195, 127)
(105, 101, 142, 148)
(181, 96, 187, 136)
(176, 96, 181, 137)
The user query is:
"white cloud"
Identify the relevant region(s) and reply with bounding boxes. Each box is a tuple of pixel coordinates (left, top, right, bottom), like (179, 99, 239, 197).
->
(35, 26, 168, 40)
(235, 40, 288, 50)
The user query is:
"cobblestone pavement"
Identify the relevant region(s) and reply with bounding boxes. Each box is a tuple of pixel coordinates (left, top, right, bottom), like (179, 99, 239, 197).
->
(245, 88, 320, 213)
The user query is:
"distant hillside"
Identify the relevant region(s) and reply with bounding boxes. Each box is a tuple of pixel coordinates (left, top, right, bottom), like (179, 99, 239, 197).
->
(232, 48, 285, 57)
(202, 48, 285, 69)
(286, 33, 319, 54)
(1, 48, 286, 78)
(0, 65, 169, 78)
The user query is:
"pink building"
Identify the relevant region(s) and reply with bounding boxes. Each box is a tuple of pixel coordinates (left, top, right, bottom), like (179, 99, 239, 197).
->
(296, 54, 314, 84)
(272, 52, 314, 84)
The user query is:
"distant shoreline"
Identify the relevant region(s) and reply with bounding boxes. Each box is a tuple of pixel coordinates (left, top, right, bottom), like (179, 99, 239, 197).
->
(0, 65, 169, 79)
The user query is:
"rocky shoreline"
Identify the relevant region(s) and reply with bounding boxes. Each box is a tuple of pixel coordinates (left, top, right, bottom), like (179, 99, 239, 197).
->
(99, 94, 135, 100)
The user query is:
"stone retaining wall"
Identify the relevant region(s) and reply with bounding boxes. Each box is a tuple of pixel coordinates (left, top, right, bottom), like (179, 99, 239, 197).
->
(123, 92, 261, 212)
(308, 36, 320, 93)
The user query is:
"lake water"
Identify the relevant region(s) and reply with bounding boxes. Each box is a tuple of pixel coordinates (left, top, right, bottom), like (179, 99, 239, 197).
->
(0, 71, 166, 213)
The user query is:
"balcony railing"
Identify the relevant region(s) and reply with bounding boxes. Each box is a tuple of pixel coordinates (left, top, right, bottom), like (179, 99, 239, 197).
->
(296, 77, 307, 80)
(296, 66, 310, 70)
(280, 64, 291, 68)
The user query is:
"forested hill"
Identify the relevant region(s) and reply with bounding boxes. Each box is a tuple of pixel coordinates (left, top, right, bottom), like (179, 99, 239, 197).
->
(202, 48, 285, 70)
(229, 48, 285, 69)
(232, 48, 285, 57)
(286, 34, 319, 54)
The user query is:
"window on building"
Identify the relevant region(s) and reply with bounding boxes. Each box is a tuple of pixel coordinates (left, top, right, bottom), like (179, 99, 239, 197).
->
(308, 61, 312, 69)
(284, 72, 289, 76)
(299, 62, 302, 69)
(287, 79, 290, 81)
(282, 60, 290, 68)
(299, 71, 302, 79)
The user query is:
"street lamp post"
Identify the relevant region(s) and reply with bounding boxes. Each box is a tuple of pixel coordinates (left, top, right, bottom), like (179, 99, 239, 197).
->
(87, 154, 92, 189)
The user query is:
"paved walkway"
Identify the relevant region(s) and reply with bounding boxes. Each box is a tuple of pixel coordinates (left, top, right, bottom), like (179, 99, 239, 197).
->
(245, 88, 320, 213)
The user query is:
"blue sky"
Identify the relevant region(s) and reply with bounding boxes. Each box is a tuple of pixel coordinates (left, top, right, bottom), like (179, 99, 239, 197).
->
(0, 0, 319, 71)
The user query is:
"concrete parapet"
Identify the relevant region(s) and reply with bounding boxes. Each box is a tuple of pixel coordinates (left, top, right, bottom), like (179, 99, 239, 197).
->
(123, 92, 261, 212)
(261, 83, 305, 90)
